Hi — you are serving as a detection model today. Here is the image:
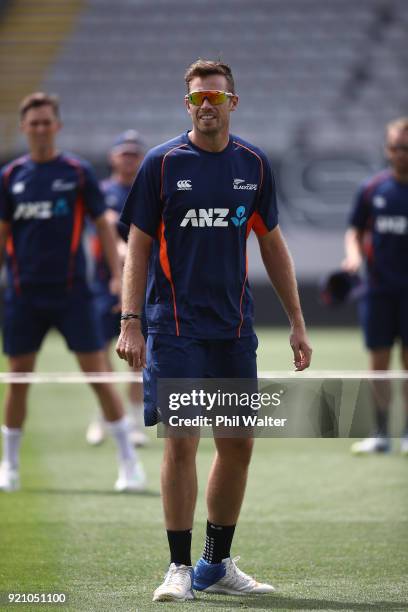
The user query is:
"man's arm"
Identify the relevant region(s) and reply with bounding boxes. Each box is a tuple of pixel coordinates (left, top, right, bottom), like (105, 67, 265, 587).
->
(104, 208, 128, 267)
(0, 221, 10, 269)
(94, 213, 123, 307)
(257, 225, 312, 371)
(116, 224, 152, 369)
(342, 227, 364, 273)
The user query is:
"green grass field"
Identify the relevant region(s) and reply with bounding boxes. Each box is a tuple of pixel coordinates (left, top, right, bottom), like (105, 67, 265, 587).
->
(0, 328, 407, 611)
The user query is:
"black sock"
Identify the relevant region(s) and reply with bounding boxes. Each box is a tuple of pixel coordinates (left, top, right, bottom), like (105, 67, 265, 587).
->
(375, 408, 388, 436)
(167, 529, 192, 566)
(203, 520, 236, 564)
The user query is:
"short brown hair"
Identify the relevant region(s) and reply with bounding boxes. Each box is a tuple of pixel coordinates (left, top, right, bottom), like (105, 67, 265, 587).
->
(184, 59, 235, 94)
(386, 116, 408, 137)
(19, 92, 60, 120)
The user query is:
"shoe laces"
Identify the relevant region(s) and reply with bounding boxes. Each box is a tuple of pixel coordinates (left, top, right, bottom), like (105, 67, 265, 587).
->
(163, 564, 191, 589)
(224, 556, 256, 587)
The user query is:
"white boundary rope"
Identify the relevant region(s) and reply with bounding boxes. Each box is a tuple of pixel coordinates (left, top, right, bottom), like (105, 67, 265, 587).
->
(0, 370, 408, 383)
(0, 372, 143, 384)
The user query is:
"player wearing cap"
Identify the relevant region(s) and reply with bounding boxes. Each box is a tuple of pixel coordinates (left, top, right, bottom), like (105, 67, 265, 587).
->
(0, 93, 146, 492)
(86, 130, 148, 448)
(116, 59, 312, 602)
(343, 117, 408, 455)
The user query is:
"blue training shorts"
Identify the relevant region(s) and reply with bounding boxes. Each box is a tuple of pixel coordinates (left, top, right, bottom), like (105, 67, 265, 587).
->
(94, 293, 121, 344)
(143, 333, 258, 426)
(359, 290, 408, 350)
(3, 285, 104, 356)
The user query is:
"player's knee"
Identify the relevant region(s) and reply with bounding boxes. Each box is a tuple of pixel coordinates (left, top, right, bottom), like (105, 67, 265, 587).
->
(8, 354, 36, 373)
(164, 437, 198, 466)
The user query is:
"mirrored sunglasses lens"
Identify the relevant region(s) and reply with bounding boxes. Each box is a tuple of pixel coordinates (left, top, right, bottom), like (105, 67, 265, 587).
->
(189, 91, 227, 105)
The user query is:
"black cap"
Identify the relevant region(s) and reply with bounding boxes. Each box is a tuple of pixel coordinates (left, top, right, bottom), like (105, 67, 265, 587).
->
(320, 270, 364, 307)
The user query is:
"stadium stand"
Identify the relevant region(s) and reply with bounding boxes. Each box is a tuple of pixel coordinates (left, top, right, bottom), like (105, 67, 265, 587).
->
(35, 0, 408, 158)
(0, 0, 84, 156)
(0, 0, 407, 322)
(0, 0, 405, 160)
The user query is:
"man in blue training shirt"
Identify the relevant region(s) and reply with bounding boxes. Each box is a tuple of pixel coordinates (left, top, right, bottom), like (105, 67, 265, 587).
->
(117, 59, 312, 601)
(343, 117, 408, 455)
(86, 130, 148, 448)
(0, 92, 145, 493)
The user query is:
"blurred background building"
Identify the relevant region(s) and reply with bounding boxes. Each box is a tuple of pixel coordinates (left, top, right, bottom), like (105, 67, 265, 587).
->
(0, 0, 407, 324)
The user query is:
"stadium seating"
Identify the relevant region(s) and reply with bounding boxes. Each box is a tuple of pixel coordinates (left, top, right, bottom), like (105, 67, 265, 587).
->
(32, 0, 408, 158)
(1, 0, 407, 305)
(0, 0, 84, 157)
(0, 0, 405, 158)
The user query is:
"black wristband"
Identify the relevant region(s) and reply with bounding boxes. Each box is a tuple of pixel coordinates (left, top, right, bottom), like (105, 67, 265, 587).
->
(120, 313, 142, 321)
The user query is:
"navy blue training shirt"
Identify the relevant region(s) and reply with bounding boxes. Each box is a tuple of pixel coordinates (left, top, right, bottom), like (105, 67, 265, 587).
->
(0, 153, 105, 294)
(121, 131, 278, 338)
(101, 177, 131, 242)
(349, 170, 408, 292)
(90, 177, 130, 295)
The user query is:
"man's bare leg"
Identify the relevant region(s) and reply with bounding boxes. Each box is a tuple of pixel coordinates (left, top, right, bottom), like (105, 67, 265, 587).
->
(199, 437, 254, 564)
(76, 350, 145, 491)
(4, 353, 37, 428)
(207, 437, 254, 525)
(351, 348, 392, 454)
(193, 436, 274, 595)
(161, 435, 200, 566)
(400, 347, 408, 453)
(127, 378, 148, 446)
(369, 348, 392, 437)
(0, 353, 37, 490)
(76, 350, 124, 422)
(162, 436, 200, 530)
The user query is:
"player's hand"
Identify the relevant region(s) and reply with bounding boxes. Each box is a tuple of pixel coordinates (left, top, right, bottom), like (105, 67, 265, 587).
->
(290, 325, 312, 371)
(109, 275, 122, 312)
(341, 254, 362, 274)
(116, 321, 146, 369)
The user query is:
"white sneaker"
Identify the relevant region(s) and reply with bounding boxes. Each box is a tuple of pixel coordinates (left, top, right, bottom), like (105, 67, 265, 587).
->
(351, 436, 390, 454)
(401, 435, 408, 456)
(114, 459, 146, 492)
(153, 563, 194, 602)
(0, 462, 20, 492)
(86, 420, 106, 446)
(194, 556, 275, 594)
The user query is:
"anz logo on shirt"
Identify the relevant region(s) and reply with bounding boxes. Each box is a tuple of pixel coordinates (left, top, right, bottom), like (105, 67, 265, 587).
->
(13, 198, 69, 220)
(375, 215, 408, 235)
(180, 205, 247, 228)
